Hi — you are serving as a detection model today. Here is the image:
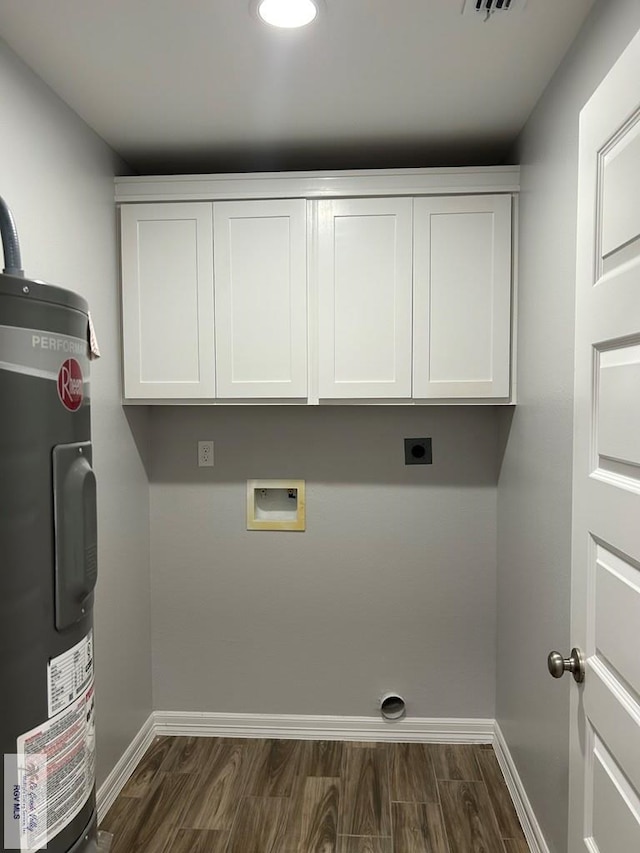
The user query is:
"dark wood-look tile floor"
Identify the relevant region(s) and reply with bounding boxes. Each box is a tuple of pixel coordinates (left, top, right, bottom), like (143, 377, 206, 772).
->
(100, 738, 529, 852)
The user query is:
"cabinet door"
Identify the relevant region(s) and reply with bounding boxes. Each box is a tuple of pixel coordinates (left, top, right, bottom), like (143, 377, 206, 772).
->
(120, 203, 215, 399)
(317, 198, 413, 398)
(413, 195, 512, 399)
(213, 199, 307, 398)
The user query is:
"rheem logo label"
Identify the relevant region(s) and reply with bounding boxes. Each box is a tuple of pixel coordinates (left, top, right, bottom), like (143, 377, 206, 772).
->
(57, 358, 84, 412)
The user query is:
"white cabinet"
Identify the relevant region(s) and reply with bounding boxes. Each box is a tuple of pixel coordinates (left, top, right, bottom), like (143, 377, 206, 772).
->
(117, 168, 517, 404)
(316, 194, 512, 401)
(120, 199, 307, 400)
(213, 199, 307, 398)
(316, 198, 413, 399)
(120, 203, 215, 399)
(413, 195, 512, 399)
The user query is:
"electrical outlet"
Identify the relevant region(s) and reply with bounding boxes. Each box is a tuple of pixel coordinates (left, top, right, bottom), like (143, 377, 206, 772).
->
(198, 440, 214, 467)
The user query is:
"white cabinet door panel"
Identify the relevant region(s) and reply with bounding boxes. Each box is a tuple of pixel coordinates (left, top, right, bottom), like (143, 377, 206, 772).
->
(413, 195, 512, 399)
(213, 199, 307, 398)
(317, 198, 413, 398)
(120, 203, 215, 399)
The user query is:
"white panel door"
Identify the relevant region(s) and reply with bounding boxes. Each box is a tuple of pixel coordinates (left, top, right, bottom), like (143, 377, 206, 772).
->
(120, 203, 215, 399)
(213, 199, 307, 398)
(317, 198, 413, 399)
(413, 195, 512, 399)
(569, 28, 640, 853)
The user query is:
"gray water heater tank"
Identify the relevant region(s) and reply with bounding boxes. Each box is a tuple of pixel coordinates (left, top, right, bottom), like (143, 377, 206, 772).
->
(0, 272, 98, 853)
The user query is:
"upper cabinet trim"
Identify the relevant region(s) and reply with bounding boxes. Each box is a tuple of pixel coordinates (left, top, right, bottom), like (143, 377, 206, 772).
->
(115, 166, 520, 203)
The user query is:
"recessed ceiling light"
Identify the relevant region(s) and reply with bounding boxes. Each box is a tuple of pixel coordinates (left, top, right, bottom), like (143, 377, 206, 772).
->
(255, 0, 319, 29)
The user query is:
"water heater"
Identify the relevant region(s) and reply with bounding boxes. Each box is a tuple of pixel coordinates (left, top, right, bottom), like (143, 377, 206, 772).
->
(1, 199, 97, 853)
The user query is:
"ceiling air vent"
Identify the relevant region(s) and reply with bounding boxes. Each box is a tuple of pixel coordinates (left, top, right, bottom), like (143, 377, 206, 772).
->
(462, 0, 527, 14)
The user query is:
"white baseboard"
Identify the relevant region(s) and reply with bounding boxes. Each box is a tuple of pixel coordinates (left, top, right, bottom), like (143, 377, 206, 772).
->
(96, 713, 156, 823)
(153, 710, 494, 743)
(494, 722, 551, 853)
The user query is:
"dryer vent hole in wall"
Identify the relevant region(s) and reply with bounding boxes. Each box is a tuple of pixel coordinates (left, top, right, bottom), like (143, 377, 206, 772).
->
(380, 693, 406, 721)
(404, 438, 432, 465)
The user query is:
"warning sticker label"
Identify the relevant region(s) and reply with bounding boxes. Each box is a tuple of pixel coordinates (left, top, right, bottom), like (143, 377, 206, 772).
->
(48, 631, 94, 718)
(16, 682, 96, 850)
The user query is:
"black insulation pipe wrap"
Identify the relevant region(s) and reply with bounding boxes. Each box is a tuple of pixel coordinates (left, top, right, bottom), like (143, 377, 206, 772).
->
(0, 194, 24, 277)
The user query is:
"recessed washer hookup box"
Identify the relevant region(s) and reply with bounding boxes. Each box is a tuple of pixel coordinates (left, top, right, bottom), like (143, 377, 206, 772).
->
(246, 479, 306, 531)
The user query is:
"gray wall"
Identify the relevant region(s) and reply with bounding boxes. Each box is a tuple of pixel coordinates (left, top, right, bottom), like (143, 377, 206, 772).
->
(0, 40, 152, 787)
(150, 405, 498, 719)
(496, 2, 640, 851)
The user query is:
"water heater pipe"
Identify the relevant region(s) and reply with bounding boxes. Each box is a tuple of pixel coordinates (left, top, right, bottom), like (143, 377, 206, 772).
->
(0, 195, 25, 277)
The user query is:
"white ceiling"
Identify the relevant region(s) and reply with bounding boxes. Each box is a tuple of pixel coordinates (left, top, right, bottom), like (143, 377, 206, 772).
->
(0, 0, 596, 173)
